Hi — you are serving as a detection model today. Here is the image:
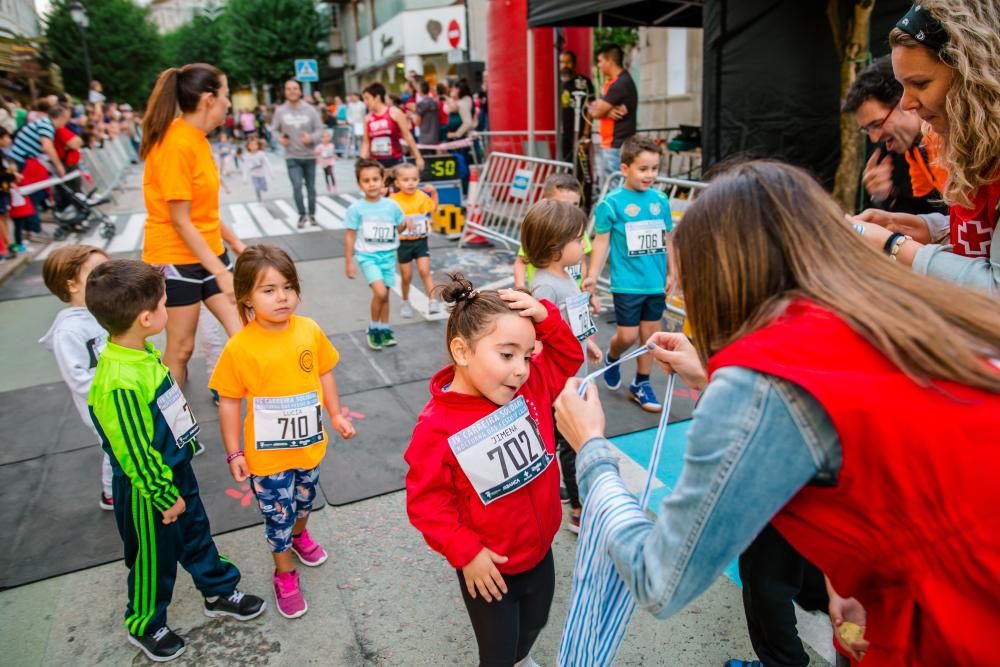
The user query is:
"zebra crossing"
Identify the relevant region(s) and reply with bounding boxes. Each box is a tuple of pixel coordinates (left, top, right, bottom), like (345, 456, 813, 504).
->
(35, 193, 363, 261)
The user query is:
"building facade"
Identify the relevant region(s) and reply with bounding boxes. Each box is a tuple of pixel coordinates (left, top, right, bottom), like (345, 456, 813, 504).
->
(149, 0, 221, 34)
(0, 0, 59, 101)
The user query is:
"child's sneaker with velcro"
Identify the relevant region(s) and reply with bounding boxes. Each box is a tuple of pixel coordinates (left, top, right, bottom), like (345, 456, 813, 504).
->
(628, 381, 662, 413)
(127, 625, 185, 662)
(273, 570, 308, 619)
(291, 528, 328, 566)
(366, 327, 383, 350)
(203, 589, 266, 621)
(382, 328, 398, 347)
(603, 351, 622, 390)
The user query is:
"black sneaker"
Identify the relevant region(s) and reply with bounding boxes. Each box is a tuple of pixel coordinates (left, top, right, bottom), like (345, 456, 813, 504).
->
(100, 492, 114, 511)
(127, 626, 185, 662)
(297, 215, 307, 229)
(308, 214, 320, 227)
(203, 589, 266, 621)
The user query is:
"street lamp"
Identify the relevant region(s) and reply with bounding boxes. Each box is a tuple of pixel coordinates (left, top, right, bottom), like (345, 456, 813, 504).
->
(68, 0, 93, 90)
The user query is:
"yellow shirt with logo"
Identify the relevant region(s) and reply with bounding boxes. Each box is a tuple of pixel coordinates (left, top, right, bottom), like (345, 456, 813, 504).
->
(209, 315, 339, 476)
(390, 190, 436, 240)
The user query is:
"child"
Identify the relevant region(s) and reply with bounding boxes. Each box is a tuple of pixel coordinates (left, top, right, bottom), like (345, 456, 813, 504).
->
(344, 158, 406, 350)
(242, 137, 272, 203)
(389, 162, 441, 317)
(0, 127, 17, 258)
(405, 274, 583, 667)
(513, 174, 600, 312)
(584, 136, 673, 413)
(86, 260, 265, 663)
(520, 200, 603, 534)
(315, 130, 337, 192)
(38, 245, 113, 508)
(209, 245, 356, 619)
(217, 132, 235, 176)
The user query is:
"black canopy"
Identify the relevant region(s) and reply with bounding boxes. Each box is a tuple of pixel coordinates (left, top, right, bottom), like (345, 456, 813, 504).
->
(528, 0, 703, 28)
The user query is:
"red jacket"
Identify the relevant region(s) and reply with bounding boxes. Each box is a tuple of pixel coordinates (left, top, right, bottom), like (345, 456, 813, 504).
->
(405, 300, 584, 574)
(709, 300, 1000, 666)
(949, 178, 999, 258)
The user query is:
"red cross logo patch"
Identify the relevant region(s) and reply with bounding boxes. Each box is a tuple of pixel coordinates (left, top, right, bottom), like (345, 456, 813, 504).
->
(956, 219, 993, 256)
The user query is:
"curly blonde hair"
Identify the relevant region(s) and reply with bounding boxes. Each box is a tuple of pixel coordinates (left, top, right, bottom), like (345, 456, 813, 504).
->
(890, 0, 1000, 208)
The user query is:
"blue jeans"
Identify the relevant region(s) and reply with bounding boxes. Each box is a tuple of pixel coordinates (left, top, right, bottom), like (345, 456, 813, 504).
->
(598, 146, 622, 192)
(285, 158, 317, 216)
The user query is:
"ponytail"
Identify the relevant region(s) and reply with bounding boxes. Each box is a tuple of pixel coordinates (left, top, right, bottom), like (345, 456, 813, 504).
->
(140, 63, 224, 159)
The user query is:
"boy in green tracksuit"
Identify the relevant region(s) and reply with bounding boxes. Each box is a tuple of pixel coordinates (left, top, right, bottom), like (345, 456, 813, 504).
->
(86, 260, 266, 663)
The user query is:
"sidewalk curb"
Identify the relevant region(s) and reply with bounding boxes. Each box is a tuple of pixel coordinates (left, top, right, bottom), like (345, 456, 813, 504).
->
(0, 249, 34, 288)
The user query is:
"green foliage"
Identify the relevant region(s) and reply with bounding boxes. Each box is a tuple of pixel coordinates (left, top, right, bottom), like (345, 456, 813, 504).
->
(44, 0, 162, 104)
(222, 0, 325, 88)
(161, 14, 230, 71)
(594, 27, 639, 52)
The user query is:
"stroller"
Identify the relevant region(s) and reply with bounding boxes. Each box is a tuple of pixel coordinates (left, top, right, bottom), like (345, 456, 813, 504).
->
(19, 168, 116, 241)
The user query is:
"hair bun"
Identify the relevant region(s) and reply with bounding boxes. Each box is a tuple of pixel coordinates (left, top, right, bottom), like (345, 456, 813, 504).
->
(438, 273, 479, 305)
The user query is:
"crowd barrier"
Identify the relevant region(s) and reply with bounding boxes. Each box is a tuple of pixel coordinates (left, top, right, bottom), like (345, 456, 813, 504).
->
(459, 152, 574, 249)
(81, 133, 139, 197)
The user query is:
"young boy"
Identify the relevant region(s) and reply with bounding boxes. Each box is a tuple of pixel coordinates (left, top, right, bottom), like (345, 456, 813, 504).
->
(86, 260, 265, 663)
(584, 136, 673, 412)
(344, 158, 406, 350)
(514, 174, 600, 312)
(389, 162, 440, 317)
(38, 245, 113, 508)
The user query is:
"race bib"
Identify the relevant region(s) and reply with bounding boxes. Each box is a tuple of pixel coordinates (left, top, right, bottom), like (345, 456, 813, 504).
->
(405, 213, 430, 237)
(253, 391, 324, 451)
(156, 383, 199, 448)
(448, 396, 553, 505)
(371, 136, 392, 156)
(625, 220, 666, 256)
(565, 262, 583, 283)
(566, 291, 597, 341)
(362, 217, 397, 246)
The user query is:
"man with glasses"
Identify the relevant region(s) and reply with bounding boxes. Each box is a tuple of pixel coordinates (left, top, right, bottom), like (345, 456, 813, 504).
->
(842, 56, 948, 216)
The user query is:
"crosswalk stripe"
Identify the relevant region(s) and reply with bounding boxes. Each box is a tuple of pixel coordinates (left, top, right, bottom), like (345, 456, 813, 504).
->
(107, 213, 145, 254)
(317, 195, 349, 221)
(310, 200, 342, 230)
(228, 203, 262, 239)
(273, 199, 300, 223)
(247, 202, 295, 236)
(390, 277, 447, 321)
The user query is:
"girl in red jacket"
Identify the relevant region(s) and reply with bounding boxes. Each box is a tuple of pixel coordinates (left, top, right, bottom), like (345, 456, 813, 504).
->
(405, 273, 584, 667)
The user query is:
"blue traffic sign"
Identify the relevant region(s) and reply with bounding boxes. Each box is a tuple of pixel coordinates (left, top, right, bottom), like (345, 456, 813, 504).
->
(294, 59, 319, 82)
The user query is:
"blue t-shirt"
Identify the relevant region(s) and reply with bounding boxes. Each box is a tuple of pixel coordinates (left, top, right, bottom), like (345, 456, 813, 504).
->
(345, 197, 404, 255)
(593, 186, 672, 294)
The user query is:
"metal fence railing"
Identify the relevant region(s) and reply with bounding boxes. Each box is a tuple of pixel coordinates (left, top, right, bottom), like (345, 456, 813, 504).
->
(459, 152, 574, 249)
(81, 133, 139, 197)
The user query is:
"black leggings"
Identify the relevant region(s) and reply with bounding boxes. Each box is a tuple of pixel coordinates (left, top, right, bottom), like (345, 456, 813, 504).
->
(457, 549, 555, 667)
(322, 165, 335, 188)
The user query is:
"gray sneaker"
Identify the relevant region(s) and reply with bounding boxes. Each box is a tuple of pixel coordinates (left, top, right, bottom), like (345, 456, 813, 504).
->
(400, 301, 415, 318)
(297, 215, 307, 229)
(308, 214, 320, 227)
(428, 299, 442, 314)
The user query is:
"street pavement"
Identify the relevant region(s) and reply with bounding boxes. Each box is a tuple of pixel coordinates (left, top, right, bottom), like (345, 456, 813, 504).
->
(0, 151, 835, 666)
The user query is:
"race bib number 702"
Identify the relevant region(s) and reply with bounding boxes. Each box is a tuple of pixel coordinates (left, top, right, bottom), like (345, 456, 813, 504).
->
(448, 396, 553, 505)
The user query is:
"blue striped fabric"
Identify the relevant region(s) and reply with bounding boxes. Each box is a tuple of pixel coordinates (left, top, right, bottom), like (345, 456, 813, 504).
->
(10, 117, 55, 163)
(558, 374, 676, 666)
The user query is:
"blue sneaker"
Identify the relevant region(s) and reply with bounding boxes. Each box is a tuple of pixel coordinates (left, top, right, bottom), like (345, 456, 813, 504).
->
(366, 327, 383, 350)
(628, 381, 662, 413)
(603, 351, 622, 390)
(723, 661, 763, 667)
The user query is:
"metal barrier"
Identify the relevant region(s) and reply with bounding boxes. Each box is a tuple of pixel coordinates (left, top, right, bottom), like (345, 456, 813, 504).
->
(331, 125, 356, 156)
(81, 133, 138, 196)
(459, 152, 574, 249)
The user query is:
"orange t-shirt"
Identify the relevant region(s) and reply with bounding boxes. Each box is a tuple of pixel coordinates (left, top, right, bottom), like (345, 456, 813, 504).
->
(599, 75, 617, 149)
(905, 127, 949, 198)
(209, 315, 339, 476)
(390, 189, 436, 240)
(142, 118, 224, 265)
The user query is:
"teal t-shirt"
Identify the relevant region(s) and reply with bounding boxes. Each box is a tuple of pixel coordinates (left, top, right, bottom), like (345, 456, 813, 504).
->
(593, 186, 672, 294)
(345, 197, 405, 255)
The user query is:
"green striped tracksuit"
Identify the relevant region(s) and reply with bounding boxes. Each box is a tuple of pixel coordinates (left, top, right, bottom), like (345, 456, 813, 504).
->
(88, 341, 240, 638)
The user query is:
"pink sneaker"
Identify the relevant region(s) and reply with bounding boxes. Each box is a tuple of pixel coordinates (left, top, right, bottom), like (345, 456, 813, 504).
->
(273, 570, 307, 619)
(291, 529, 328, 566)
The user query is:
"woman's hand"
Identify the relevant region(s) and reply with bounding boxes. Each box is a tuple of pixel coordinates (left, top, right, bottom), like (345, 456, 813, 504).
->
(554, 379, 606, 452)
(214, 270, 235, 300)
(461, 547, 509, 602)
(853, 209, 930, 243)
(646, 332, 707, 391)
(498, 288, 547, 323)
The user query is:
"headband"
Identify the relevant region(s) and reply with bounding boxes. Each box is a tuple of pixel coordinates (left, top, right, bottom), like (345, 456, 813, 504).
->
(895, 4, 948, 52)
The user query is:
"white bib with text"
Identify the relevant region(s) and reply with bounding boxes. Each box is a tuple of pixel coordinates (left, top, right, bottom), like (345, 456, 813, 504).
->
(157, 383, 199, 448)
(566, 291, 597, 341)
(253, 391, 325, 451)
(362, 217, 397, 247)
(625, 219, 666, 256)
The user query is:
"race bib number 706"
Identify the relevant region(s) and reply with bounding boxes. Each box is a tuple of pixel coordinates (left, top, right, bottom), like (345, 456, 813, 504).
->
(448, 396, 553, 505)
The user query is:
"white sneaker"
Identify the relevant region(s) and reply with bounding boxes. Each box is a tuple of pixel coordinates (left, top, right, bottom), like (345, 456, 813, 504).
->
(400, 301, 415, 318)
(514, 657, 540, 667)
(428, 299, 442, 314)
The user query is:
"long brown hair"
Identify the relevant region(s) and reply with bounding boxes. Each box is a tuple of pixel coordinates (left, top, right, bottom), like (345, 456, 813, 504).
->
(676, 160, 1000, 391)
(434, 273, 513, 358)
(140, 63, 224, 159)
(232, 244, 301, 325)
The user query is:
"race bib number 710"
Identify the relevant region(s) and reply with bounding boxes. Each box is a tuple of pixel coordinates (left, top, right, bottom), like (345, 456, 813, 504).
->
(448, 396, 553, 505)
(253, 391, 324, 451)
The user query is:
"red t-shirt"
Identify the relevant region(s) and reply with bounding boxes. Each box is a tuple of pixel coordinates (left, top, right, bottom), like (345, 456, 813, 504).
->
(54, 127, 81, 168)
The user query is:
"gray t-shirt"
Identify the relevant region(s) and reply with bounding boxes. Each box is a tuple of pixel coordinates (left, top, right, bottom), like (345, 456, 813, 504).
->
(271, 101, 323, 159)
(531, 269, 591, 377)
(416, 96, 440, 145)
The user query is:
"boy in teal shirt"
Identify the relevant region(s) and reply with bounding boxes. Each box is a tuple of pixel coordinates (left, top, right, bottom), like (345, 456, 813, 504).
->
(87, 260, 265, 662)
(584, 136, 673, 412)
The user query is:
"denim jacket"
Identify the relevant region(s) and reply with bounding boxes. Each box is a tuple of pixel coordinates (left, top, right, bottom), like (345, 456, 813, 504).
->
(575, 366, 842, 619)
(915, 212, 1000, 297)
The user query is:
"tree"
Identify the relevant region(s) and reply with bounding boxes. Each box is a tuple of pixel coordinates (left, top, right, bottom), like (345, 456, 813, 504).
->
(45, 0, 162, 105)
(161, 14, 230, 71)
(222, 0, 325, 90)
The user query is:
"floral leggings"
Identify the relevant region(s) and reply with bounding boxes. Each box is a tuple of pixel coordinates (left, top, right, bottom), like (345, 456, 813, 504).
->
(249, 467, 320, 553)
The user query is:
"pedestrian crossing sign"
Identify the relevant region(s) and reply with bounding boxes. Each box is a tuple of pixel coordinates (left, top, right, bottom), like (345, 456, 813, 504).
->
(294, 59, 319, 82)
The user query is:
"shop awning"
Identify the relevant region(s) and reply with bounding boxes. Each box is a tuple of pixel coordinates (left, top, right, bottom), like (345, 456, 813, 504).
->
(527, 0, 703, 28)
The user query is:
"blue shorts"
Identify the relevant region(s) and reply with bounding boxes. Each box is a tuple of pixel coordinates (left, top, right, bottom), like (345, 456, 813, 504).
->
(612, 292, 665, 327)
(249, 467, 320, 553)
(356, 251, 397, 287)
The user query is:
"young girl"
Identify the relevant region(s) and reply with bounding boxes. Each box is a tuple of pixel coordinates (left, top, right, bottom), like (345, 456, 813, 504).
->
(520, 200, 603, 534)
(315, 130, 337, 192)
(242, 137, 272, 203)
(210, 244, 356, 619)
(389, 163, 441, 317)
(405, 274, 584, 667)
(217, 132, 236, 176)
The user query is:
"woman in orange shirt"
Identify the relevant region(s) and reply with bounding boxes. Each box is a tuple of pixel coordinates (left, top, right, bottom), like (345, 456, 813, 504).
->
(140, 64, 241, 386)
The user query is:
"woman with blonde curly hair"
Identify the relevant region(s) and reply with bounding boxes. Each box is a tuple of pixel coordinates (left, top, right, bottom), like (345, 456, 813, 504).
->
(855, 1, 1000, 296)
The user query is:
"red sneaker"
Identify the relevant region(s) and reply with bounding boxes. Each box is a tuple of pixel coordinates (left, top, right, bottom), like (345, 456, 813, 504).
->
(291, 528, 328, 566)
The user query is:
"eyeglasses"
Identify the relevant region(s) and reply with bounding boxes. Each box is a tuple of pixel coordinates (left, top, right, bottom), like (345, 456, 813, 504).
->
(858, 105, 896, 137)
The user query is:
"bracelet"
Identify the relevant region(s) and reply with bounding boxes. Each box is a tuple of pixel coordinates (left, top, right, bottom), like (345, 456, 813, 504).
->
(889, 234, 910, 261)
(226, 450, 245, 463)
(883, 232, 905, 255)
